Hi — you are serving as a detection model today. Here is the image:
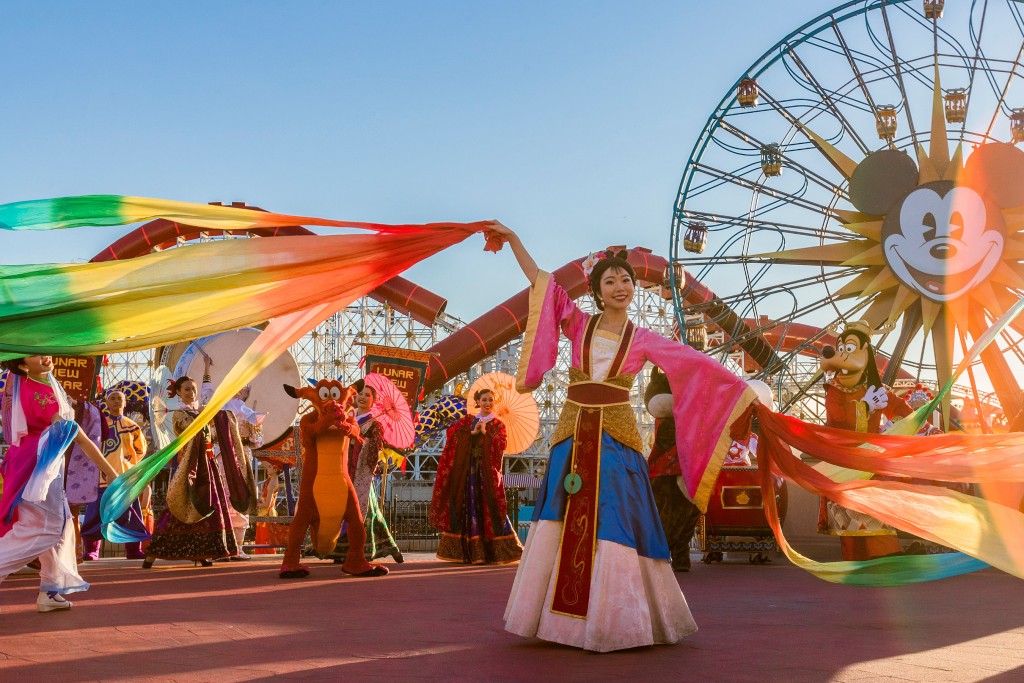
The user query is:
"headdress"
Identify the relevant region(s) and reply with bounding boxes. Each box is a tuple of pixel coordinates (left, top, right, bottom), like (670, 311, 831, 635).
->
(581, 248, 630, 280)
(827, 319, 896, 339)
(581, 251, 606, 279)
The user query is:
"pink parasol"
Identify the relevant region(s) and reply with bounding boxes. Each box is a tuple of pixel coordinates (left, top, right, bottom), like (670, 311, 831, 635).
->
(363, 372, 415, 449)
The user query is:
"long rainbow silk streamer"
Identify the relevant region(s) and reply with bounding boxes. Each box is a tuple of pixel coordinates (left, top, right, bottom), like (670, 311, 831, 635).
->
(752, 297, 1024, 585)
(0, 194, 463, 233)
(751, 299, 1024, 584)
(101, 304, 334, 537)
(0, 230, 488, 359)
(811, 295, 1024, 485)
(0, 194, 488, 532)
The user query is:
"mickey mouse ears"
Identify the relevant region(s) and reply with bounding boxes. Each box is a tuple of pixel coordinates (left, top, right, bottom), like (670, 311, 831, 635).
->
(847, 142, 1024, 214)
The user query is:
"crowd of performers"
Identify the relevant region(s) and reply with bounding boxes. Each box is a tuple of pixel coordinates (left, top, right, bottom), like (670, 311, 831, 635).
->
(2, 223, 1024, 653)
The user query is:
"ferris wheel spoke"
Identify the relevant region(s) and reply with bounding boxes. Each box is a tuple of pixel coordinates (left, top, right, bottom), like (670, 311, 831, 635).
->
(958, 2, 992, 139)
(878, 2, 920, 148)
(881, 301, 924, 385)
(830, 18, 883, 117)
(786, 47, 873, 154)
(690, 162, 840, 219)
(716, 120, 849, 198)
(983, 40, 1024, 139)
(678, 210, 855, 242)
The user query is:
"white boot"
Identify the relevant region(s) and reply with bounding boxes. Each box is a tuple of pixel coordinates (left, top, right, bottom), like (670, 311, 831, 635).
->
(37, 591, 73, 613)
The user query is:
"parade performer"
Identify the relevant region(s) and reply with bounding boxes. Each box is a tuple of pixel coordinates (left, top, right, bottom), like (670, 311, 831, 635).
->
(142, 375, 255, 568)
(644, 367, 701, 573)
(81, 390, 150, 560)
(326, 379, 403, 564)
(279, 379, 388, 579)
(65, 399, 104, 556)
(429, 387, 523, 565)
(201, 359, 265, 561)
(0, 357, 119, 612)
(491, 224, 755, 652)
(818, 321, 913, 561)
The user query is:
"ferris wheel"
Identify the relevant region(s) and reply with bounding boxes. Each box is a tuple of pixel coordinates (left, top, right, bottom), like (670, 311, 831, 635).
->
(671, 0, 1024, 420)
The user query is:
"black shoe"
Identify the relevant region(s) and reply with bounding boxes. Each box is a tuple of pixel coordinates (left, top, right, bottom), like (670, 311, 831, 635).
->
(672, 554, 692, 572)
(195, 559, 214, 567)
(142, 557, 155, 569)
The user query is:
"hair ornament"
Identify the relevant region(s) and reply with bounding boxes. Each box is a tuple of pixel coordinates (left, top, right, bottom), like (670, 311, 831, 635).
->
(581, 251, 607, 279)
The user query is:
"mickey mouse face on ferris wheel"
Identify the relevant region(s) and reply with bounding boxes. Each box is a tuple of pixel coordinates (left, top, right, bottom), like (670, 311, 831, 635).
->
(848, 143, 1024, 304)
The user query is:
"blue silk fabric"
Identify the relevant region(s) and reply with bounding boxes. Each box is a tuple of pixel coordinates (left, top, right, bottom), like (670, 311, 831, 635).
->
(534, 432, 670, 560)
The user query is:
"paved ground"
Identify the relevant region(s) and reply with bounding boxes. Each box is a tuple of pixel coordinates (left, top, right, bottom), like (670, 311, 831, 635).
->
(1, 552, 1022, 682)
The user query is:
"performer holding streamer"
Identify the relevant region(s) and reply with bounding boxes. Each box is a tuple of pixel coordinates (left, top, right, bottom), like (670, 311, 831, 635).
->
(489, 224, 756, 653)
(0, 356, 119, 612)
(142, 373, 255, 568)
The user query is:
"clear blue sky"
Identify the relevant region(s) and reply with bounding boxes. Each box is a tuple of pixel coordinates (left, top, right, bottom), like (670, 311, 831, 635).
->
(2, 1, 808, 320)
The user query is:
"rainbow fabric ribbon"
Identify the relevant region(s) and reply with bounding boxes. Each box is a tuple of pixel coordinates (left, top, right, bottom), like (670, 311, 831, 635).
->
(0, 194, 490, 535)
(755, 296, 1024, 585)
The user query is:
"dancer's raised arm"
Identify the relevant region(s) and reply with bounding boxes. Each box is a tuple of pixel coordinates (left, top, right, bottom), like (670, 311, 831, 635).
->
(485, 221, 539, 286)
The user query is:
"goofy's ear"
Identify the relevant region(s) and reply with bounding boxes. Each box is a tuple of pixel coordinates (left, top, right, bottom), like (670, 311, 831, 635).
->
(283, 384, 298, 399)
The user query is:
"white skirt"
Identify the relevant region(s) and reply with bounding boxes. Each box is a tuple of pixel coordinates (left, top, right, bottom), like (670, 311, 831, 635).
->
(0, 474, 89, 594)
(504, 519, 697, 652)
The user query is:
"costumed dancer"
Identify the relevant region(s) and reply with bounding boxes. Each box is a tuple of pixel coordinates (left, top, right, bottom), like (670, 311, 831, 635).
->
(644, 367, 701, 573)
(327, 379, 403, 564)
(142, 375, 255, 568)
(65, 398, 105, 557)
(491, 224, 755, 653)
(0, 357, 119, 612)
(818, 321, 913, 561)
(201, 358, 265, 561)
(81, 390, 150, 560)
(429, 387, 523, 565)
(278, 379, 388, 579)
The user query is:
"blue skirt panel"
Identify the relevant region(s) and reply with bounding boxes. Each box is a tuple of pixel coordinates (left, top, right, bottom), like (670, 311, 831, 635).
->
(534, 433, 670, 560)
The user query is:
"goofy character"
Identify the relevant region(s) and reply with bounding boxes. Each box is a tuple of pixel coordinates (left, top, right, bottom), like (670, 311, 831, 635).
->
(818, 320, 913, 560)
(278, 379, 388, 579)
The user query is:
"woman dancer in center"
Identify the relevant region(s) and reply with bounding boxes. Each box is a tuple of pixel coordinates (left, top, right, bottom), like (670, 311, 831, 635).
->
(142, 375, 255, 568)
(490, 223, 755, 652)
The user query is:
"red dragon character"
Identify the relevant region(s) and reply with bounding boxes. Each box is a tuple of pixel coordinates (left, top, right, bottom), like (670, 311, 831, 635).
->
(279, 379, 388, 578)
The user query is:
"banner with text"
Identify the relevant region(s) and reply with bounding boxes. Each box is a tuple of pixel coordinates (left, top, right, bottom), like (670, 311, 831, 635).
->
(53, 355, 101, 403)
(363, 344, 432, 411)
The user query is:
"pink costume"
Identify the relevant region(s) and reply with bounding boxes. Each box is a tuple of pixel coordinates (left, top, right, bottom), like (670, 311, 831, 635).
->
(0, 374, 89, 595)
(503, 271, 754, 652)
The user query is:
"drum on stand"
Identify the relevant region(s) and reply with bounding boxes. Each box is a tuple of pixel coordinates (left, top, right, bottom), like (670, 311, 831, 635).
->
(159, 327, 301, 447)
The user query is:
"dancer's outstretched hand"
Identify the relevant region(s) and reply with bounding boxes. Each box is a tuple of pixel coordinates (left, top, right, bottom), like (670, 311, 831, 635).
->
(483, 220, 514, 252)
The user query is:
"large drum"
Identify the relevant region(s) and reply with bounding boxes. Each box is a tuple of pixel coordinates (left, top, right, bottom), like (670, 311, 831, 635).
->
(699, 465, 788, 565)
(159, 328, 301, 447)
